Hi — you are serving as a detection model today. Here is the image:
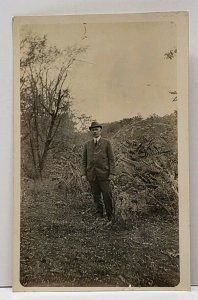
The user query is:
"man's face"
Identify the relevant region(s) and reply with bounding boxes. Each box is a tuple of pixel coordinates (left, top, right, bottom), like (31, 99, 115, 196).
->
(91, 127, 102, 138)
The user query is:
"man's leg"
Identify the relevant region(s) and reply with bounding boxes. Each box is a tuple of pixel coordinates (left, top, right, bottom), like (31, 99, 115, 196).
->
(99, 180, 113, 220)
(90, 179, 103, 217)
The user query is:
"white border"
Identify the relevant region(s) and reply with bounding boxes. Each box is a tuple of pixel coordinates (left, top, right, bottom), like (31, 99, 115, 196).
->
(1, 0, 198, 290)
(13, 12, 189, 292)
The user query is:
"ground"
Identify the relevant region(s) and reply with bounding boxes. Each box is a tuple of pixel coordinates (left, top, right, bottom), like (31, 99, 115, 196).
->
(20, 180, 179, 288)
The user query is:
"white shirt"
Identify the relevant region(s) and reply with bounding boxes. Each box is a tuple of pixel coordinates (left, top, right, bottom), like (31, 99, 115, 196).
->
(93, 136, 101, 144)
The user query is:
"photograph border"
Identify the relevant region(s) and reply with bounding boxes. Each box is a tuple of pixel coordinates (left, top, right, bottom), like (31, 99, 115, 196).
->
(13, 11, 190, 291)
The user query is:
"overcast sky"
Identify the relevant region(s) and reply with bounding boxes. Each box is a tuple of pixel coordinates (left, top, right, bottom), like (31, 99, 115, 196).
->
(22, 21, 177, 123)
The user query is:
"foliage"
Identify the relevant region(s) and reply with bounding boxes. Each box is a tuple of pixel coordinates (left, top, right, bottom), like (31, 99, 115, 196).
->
(20, 33, 179, 287)
(164, 48, 177, 60)
(20, 179, 179, 287)
(20, 32, 87, 179)
(104, 113, 178, 220)
(20, 112, 179, 287)
(28, 112, 179, 222)
(164, 48, 177, 101)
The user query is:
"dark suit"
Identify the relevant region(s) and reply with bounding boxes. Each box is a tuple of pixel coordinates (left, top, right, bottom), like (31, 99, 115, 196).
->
(82, 138, 115, 219)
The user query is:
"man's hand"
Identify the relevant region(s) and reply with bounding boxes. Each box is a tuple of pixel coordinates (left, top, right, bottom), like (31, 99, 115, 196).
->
(81, 175, 87, 181)
(109, 174, 115, 181)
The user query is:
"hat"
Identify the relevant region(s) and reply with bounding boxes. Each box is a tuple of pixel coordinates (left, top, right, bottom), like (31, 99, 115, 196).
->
(89, 121, 102, 130)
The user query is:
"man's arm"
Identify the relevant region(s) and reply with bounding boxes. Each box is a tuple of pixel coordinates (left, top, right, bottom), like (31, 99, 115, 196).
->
(107, 140, 115, 175)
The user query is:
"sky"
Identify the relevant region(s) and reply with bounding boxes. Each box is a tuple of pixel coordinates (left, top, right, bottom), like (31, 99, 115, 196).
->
(21, 21, 177, 123)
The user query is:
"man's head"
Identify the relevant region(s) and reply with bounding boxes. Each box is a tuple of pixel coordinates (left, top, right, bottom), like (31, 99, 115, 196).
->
(89, 121, 102, 138)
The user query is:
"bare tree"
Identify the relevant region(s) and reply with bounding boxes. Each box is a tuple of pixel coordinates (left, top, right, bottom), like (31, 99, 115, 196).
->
(20, 32, 87, 179)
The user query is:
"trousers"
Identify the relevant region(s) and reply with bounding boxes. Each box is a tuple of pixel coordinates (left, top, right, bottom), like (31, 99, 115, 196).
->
(90, 178, 113, 219)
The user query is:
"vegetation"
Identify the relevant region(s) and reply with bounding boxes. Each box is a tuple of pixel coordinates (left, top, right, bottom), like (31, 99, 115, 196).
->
(20, 33, 179, 287)
(20, 32, 87, 179)
(20, 112, 179, 287)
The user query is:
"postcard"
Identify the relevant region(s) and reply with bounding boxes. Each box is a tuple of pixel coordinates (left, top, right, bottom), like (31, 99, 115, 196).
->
(13, 12, 190, 291)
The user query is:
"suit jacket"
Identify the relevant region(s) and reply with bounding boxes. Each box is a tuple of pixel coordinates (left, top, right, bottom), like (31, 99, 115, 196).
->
(82, 138, 115, 181)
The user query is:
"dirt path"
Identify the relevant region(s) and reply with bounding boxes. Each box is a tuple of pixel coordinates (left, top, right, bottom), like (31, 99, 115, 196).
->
(20, 182, 180, 287)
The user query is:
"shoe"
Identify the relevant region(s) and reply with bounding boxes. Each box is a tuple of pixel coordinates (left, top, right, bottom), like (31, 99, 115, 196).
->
(107, 215, 112, 221)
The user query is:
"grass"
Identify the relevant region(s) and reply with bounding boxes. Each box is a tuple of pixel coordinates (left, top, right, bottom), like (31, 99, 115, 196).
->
(20, 180, 179, 288)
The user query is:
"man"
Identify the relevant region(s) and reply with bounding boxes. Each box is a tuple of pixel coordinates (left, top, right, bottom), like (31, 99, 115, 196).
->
(81, 121, 115, 221)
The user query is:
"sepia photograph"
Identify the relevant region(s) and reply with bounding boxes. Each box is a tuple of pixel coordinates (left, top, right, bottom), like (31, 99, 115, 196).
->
(13, 12, 189, 291)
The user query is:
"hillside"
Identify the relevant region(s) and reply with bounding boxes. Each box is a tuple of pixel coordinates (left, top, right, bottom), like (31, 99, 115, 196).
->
(20, 112, 179, 287)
